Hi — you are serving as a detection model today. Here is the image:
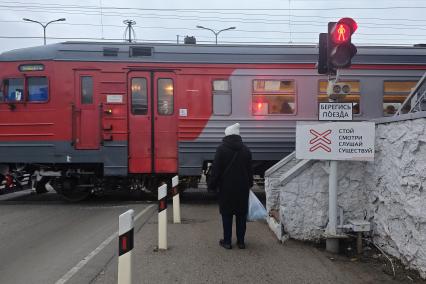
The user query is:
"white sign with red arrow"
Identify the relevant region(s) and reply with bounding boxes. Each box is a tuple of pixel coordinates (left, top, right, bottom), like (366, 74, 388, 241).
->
(296, 121, 375, 161)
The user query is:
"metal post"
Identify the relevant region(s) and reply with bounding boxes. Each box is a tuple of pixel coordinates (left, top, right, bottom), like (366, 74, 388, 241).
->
(43, 26, 46, 45)
(357, 232, 363, 254)
(329, 160, 338, 235)
(326, 160, 339, 253)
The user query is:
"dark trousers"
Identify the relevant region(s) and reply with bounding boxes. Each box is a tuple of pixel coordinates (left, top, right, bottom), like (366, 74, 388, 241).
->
(221, 213, 247, 245)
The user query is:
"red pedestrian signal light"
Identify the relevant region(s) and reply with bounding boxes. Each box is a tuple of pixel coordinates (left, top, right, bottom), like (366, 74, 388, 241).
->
(331, 23, 350, 44)
(331, 18, 357, 44)
(327, 18, 358, 70)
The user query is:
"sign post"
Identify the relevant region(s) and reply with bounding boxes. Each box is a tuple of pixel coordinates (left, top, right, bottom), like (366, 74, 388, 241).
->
(296, 121, 375, 252)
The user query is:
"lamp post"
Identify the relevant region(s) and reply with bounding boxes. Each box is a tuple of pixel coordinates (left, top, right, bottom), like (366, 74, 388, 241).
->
(23, 18, 66, 45)
(196, 25, 236, 44)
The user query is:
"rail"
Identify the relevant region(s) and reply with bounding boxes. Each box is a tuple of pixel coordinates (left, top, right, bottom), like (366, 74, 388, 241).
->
(395, 72, 426, 116)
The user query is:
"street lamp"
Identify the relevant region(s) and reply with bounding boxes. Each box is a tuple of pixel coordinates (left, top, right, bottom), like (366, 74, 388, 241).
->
(23, 18, 66, 45)
(196, 25, 236, 44)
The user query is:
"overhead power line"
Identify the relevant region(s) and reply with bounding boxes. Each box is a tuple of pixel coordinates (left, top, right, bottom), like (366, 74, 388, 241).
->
(5, 8, 426, 30)
(1, 2, 426, 11)
(5, 20, 426, 37)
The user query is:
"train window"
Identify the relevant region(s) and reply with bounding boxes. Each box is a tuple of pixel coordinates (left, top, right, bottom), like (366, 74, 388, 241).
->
(28, 77, 48, 102)
(252, 80, 295, 115)
(81, 76, 93, 104)
(131, 78, 148, 115)
(0, 81, 3, 101)
(318, 80, 361, 114)
(383, 81, 417, 116)
(2, 78, 24, 102)
(213, 80, 231, 115)
(157, 78, 174, 115)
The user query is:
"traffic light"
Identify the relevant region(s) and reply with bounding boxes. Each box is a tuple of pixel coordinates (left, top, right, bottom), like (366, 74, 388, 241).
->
(327, 18, 358, 71)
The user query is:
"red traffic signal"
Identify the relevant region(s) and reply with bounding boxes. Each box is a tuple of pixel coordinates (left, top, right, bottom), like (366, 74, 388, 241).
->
(331, 23, 350, 44)
(331, 18, 357, 44)
(327, 18, 358, 70)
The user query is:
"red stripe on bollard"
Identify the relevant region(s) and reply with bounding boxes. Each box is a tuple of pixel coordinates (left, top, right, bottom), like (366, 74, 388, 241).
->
(122, 236, 127, 251)
(172, 186, 178, 196)
(158, 198, 167, 212)
(118, 228, 134, 256)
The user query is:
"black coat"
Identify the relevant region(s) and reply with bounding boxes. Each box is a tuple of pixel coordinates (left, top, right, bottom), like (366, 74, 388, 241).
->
(207, 134, 253, 215)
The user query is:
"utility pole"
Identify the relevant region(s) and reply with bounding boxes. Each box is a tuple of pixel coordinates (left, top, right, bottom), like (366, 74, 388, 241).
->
(123, 20, 136, 43)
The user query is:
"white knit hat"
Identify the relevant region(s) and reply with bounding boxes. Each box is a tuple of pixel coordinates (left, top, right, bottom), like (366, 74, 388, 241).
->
(225, 123, 240, 136)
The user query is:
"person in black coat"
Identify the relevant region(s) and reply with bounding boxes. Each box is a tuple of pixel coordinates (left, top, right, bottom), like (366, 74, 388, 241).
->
(207, 123, 253, 249)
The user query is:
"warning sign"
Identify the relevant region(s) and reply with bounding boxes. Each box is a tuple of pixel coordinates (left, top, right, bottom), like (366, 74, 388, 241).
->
(318, 102, 353, 121)
(296, 121, 375, 161)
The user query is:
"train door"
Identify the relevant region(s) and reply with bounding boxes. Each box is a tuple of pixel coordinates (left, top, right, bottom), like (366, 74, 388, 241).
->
(128, 71, 177, 173)
(74, 71, 100, 149)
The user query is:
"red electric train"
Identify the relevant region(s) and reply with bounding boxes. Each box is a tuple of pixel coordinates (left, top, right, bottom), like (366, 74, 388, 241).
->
(0, 42, 425, 200)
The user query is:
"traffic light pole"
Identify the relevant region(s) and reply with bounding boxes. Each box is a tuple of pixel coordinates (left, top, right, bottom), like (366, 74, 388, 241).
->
(326, 67, 341, 253)
(318, 19, 358, 253)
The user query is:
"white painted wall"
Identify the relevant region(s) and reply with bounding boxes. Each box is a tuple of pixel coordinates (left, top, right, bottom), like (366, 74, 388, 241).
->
(265, 117, 426, 278)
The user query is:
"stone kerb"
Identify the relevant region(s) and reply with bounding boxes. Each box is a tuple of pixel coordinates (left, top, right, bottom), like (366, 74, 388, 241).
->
(265, 117, 426, 278)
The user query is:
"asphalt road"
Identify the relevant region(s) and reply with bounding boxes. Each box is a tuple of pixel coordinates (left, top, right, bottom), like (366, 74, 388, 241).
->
(0, 190, 422, 284)
(0, 192, 156, 284)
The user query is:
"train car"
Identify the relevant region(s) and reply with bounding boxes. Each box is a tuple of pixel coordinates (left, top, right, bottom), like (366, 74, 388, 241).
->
(0, 42, 425, 200)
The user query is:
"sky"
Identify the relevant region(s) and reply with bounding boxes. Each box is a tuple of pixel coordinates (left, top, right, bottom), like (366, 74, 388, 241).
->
(0, 0, 425, 52)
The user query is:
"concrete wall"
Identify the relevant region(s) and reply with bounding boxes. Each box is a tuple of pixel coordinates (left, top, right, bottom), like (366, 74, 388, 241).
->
(265, 116, 426, 278)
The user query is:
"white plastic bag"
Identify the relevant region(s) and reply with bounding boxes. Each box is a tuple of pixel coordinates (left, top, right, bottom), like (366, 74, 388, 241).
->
(247, 190, 267, 221)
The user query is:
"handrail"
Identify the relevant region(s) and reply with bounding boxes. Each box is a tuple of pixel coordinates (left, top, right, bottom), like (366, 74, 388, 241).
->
(99, 103, 103, 146)
(265, 151, 296, 177)
(71, 103, 76, 146)
(395, 72, 426, 116)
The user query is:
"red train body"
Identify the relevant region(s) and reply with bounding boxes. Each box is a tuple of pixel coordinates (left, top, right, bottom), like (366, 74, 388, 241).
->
(0, 42, 425, 199)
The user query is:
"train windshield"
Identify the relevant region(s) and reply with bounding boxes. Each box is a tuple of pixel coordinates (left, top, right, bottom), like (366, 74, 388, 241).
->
(0, 80, 3, 101)
(28, 77, 48, 102)
(1, 78, 24, 102)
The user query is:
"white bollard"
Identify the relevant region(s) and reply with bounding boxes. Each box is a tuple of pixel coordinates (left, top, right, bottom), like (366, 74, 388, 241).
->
(118, 209, 134, 284)
(172, 176, 181, 224)
(158, 184, 168, 250)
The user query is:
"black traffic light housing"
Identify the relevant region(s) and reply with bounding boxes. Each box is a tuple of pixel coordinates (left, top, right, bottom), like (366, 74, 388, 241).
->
(317, 18, 357, 74)
(317, 33, 329, 74)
